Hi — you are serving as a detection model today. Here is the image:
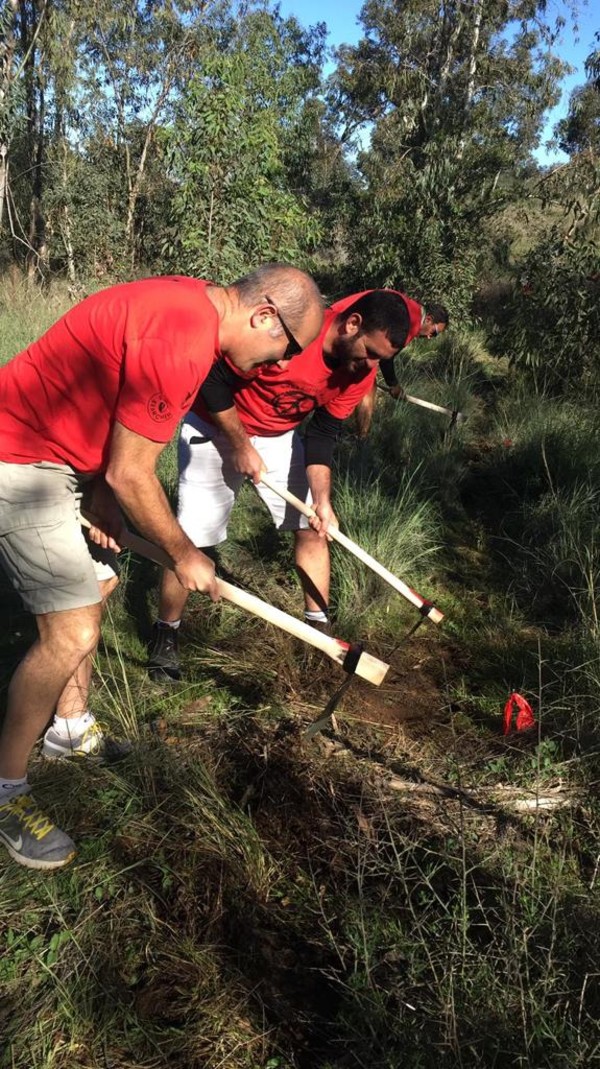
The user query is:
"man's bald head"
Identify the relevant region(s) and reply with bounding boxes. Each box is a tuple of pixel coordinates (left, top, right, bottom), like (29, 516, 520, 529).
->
(232, 263, 323, 350)
(214, 263, 323, 373)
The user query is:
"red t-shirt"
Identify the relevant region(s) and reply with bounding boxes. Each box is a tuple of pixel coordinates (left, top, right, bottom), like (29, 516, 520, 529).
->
(193, 289, 423, 436)
(0, 277, 219, 472)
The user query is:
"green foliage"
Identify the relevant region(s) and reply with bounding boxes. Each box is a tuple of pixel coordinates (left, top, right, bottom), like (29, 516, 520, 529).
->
(486, 45, 600, 395)
(162, 10, 324, 281)
(0, 1, 23, 148)
(328, 0, 568, 314)
(344, 148, 480, 314)
(499, 228, 600, 393)
(556, 82, 600, 157)
(43, 138, 128, 278)
(556, 40, 600, 157)
(491, 144, 600, 397)
(329, 467, 441, 632)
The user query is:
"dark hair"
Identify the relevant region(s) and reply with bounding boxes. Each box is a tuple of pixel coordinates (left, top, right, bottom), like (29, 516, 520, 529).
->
(425, 302, 449, 326)
(341, 290, 411, 350)
(232, 263, 323, 332)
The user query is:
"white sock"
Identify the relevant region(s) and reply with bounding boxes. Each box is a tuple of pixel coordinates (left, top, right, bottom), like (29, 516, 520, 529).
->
(157, 619, 181, 629)
(304, 609, 329, 624)
(0, 776, 29, 801)
(51, 711, 96, 739)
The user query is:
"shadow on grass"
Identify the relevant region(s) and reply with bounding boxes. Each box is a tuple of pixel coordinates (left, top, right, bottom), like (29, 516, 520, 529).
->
(0, 581, 35, 713)
(2, 706, 600, 1068)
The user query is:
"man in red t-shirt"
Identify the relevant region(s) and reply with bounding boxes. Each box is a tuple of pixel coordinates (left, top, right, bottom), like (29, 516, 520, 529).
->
(149, 289, 431, 682)
(0, 264, 323, 870)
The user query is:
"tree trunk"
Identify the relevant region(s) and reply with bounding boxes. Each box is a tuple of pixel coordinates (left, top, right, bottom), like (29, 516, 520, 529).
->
(0, 146, 8, 232)
(125, 124, 155, 269)
(457, 0, 483, 159)
(0, 0, 19, 239)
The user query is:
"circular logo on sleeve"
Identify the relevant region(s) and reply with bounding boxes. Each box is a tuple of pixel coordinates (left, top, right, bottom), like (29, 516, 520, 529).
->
(147, 393, 173, 422)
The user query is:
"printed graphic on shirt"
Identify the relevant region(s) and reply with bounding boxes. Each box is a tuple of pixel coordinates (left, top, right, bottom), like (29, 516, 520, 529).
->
(147, 393, 174, 423)
(272, 388, 318, 419)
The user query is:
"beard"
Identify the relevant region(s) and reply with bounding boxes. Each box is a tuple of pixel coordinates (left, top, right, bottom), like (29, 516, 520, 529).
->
(325, 334, 361, 370)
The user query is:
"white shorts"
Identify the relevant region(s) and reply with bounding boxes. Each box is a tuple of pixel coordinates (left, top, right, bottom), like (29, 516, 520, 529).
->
(177, 414, 312, 547)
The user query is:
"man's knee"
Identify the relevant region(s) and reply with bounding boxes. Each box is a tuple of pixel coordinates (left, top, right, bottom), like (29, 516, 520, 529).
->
(39, 606, 102, 661)
(295, 527, 321, 545)
(294, 528, 328, 558)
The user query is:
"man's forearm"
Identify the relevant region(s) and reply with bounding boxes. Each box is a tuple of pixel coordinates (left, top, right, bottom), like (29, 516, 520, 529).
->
(107, 470, 194, 563)
(307, 464, 332, 508)
(380, 359, 399, 388)
(209, 406, 252, 448)
(355, 388, 376, 439)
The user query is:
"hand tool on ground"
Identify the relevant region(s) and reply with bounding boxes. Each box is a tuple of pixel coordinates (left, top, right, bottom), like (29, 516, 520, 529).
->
(377, 384, 466, 428)
(258, 474, 444, 625)
(304, 668, 358, 737)
(80, 514, 389, 685)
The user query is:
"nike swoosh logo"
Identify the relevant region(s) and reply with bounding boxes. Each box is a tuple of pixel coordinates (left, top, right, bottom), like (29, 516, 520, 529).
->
(0, 830, 23, 851)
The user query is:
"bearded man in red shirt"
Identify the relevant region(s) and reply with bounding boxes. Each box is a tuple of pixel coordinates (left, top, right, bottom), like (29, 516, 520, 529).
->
(0, 264, 323, 870)
(149, 289, 446, 683)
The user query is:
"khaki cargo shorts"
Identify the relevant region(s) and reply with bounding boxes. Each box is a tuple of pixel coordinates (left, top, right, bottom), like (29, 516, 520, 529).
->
(0, 461, 119, 615)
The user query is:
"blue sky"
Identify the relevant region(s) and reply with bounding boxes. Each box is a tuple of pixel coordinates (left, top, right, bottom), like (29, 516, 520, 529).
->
(277, 0, 598, 165)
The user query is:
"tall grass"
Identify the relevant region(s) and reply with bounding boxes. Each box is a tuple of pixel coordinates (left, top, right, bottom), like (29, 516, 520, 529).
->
(2, 294, 600, 1069)
(470, 392, 600, 636)
(330, 467, 441, 635)
(0, 273, 76, 364)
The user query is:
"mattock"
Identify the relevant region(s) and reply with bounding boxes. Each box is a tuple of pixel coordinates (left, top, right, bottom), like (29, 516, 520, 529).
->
(304, 643, 364, 738)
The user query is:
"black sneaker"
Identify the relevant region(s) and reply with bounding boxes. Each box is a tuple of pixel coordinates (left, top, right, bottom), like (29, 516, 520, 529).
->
(148, 623, 181, 683)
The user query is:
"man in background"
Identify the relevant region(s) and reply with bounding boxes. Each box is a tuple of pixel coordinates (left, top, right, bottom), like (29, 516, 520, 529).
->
(355, 302, 449, 437)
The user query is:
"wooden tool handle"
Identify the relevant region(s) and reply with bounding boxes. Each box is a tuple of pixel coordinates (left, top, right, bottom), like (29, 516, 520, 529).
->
(405, 394, 463, 420)
(378, 384, 464, 422)
(80, 512, 389, 684)
(259, 474, 444, 625)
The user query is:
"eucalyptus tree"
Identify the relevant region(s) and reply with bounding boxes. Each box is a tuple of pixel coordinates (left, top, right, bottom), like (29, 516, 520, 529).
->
(329, 0, 570, 313)
(499, 40, 600, 394)
(163, 7, 326, 281)
(75, 0, 220, 270)
(0, 0, 70, 276)
(556, 34, 600, 157)
(0, 0, 224, 279)
(0, 0, 19, 242)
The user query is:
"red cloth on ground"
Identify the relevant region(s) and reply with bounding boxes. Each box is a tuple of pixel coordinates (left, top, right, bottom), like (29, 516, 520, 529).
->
(502, 693, 537, 735)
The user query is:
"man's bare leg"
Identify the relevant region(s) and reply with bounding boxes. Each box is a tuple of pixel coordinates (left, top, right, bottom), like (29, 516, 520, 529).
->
(56, 576, 118, 721)
(355, 384, 377, 439)
(0, 603, 103, 780)
(294, 528, 331, 616)
(158, 566, 191, 623)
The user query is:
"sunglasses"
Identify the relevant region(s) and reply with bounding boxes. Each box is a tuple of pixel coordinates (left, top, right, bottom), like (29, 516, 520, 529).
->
(264, 294, 303, 358)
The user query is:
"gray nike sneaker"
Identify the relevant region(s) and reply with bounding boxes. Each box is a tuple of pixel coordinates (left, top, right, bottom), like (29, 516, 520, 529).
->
(0, 792, 77, 870)
(42, 720, 133, 762)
